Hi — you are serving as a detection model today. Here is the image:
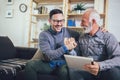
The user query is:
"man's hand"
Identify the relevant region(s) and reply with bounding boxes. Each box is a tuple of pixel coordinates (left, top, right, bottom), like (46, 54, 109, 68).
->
(64, 37, 77, 50)
(83, 62, 100, 76)
(101, 27, 108, 32)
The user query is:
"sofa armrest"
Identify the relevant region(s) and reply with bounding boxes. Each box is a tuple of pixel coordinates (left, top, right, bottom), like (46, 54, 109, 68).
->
(15, 47, 37, 59)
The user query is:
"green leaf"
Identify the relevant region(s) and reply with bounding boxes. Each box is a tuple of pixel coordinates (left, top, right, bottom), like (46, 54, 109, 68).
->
(73, 3, 86, 11)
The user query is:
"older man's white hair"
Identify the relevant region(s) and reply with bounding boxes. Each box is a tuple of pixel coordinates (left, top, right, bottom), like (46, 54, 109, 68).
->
(86, 9, 102, 27)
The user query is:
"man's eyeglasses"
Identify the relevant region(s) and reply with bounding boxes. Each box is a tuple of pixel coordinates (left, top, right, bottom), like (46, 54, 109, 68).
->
(52, 19, 65, 24)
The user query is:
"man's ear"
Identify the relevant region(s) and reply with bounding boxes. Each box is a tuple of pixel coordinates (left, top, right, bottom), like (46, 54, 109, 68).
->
(92, 19, 96, 24)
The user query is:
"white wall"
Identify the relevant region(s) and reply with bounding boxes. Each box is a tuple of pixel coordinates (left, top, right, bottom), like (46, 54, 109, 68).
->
(0, 0, 30, 47)
(107, 0, 120, 41)
(0, 0, 120, 47)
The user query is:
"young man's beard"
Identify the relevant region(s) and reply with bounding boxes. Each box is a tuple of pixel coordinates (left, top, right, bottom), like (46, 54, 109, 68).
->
(83, 22, 92, 34)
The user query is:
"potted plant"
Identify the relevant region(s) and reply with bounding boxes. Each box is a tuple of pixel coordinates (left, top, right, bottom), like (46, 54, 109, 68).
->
(40, 23, 50, 31)
(73, 3, 86, 13)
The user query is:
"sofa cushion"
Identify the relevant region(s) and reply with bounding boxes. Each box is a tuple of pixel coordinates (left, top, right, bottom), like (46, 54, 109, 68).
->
(0, 36, 16, 60)
(0, 58, 29, 79)
(0, 67, 14, 80)
(31, 49, 43, 60)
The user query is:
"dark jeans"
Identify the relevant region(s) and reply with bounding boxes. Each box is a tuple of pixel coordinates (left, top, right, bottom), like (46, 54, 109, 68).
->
(69, 67, 120, 80)
(25, 59, 69, 80)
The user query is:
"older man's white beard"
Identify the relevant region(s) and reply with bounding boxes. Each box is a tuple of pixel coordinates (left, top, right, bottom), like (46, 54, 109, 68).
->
(84, 23, 92, 33)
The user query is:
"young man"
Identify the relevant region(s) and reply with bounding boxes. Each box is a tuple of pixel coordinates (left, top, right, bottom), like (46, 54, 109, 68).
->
(25, 9, 79, 80)
(68, 9, 120, 80)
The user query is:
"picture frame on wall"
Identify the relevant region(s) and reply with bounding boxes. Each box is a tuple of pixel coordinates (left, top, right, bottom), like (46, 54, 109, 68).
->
(5, 9, 13, 18)
(7, 0, 14, 5)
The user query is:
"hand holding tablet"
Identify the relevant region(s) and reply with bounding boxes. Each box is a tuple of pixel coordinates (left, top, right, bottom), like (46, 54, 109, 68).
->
(64, 55, 93, 70)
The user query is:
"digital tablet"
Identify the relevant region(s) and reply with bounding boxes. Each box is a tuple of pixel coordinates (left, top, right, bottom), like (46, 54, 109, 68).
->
(64, 55, 93, 70)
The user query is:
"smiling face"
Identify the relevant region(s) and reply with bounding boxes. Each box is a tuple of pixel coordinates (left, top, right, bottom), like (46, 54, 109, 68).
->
(49, 13, 65, 33)
(81, 9, 100, 36)
(81, 10, 93, 33)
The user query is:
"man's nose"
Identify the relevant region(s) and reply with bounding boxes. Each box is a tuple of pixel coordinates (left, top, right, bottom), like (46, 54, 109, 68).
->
(57, 21, 62, 25)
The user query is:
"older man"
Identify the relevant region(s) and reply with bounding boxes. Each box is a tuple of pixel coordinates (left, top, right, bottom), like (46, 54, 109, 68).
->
(69, 9, 120, 80)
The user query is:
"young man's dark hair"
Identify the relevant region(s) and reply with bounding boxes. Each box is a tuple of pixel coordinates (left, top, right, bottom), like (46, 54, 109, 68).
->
(49, 9, 63, 19)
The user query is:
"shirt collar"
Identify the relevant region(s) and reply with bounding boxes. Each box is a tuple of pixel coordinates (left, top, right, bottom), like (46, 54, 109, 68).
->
(86, 27, 103, 38)
(95, 27, 103, 37)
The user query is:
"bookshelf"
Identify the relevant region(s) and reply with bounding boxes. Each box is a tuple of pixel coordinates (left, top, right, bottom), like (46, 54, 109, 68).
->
(28, 0, 108, 47)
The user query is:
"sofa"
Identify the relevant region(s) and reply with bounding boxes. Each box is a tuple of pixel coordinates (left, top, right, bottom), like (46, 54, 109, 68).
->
(0, 36, 37, 80)
(0, 36, 59, 80)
